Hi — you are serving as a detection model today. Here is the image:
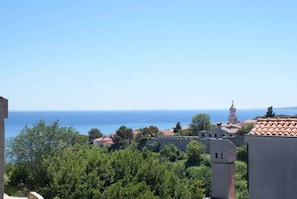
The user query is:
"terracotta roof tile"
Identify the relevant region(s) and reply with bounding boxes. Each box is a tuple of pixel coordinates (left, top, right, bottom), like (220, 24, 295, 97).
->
(94, 137, 114, 144)
(249, 117, 297, 137)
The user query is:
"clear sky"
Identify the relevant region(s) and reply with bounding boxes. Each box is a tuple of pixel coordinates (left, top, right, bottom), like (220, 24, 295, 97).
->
(1, 0, 296, 111)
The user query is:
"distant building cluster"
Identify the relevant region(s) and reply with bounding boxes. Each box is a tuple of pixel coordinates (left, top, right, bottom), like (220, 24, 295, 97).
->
(93, 136, 114, 147)
(199, 101, 255, 139)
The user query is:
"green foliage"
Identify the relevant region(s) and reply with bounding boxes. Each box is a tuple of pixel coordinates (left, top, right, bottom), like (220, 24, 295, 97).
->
(7, 120, 85, 191)
(88, 128, 103, 144)
(140, 126, 159, 137)
(41, 145, 205, 199)
(236, 144, 248, 163)
(236, 181, 249, 199)
(147, 141, 159, 152)
(200, 154, 211, 167)
(166, 160, 187, 179)
(184, 129, 199, 136)
(42, 145, 108, 198)
(186, 140, 206, 166)
(174, 129, 187, 136)
(265, 106, 275, 117)
(187, 166, 211, 196)
(160, 144, 181, 162)
(76, 134, 89, 145)
(235, 161, 249, 199)
(190, 114, 212, 133)
(113, 125, 133, 147)
(235, 161, 248, 181)
(186, 154, 211, 196)
(102, 181, 159, 199)
(7, 122, 217, 199)
(236, 123, 254, 135)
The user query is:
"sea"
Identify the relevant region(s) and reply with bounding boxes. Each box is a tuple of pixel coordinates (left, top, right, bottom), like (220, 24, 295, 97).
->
(4, 108, 297, 141)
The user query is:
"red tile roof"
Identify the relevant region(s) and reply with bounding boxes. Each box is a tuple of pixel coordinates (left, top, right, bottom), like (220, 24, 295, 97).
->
(160, 129, 174, 136)
(249, 117, 297, 136)
(94, 137, 114, 145)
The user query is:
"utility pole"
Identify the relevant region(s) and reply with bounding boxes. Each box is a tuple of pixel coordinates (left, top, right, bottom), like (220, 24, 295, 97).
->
(0, 97, 8, 199)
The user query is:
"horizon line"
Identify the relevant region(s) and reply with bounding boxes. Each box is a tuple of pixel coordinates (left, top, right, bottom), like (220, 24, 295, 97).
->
(8, 107, 292, 112)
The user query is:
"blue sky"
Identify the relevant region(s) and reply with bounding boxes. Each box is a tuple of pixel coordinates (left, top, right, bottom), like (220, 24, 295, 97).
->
(1, 0, 296, 111)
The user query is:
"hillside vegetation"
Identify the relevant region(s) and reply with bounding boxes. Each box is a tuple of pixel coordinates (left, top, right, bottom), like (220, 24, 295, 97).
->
(5, 120, 248, 199)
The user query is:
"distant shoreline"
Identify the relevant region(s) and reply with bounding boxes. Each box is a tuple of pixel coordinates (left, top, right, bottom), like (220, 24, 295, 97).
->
(277, 107, 297, 109)
(7, 108, 270, 112)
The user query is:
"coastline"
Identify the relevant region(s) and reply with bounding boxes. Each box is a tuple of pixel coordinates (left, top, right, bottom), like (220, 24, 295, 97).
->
(5, 109, 297, 140)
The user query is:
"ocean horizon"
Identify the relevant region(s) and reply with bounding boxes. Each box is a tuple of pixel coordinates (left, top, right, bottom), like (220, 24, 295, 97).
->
(5, 108, 297, 141)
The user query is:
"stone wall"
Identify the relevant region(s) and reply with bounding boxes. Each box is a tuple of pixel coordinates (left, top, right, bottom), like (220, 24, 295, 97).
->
(145, 136, 213, 152)
(226, 135, 244, 147)
(144, 135, 243, 153)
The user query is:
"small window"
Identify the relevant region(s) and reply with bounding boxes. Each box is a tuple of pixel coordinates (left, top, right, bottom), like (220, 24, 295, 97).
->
(202, 133, 204, 137)
(221, 153, 224, 159)
(215, 153, 218, 159)
(214, 134, 217, 138)
(209, 134, 211, 137)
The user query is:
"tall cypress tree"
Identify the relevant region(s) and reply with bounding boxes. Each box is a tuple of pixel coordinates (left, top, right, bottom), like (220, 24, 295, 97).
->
(173, 121, 182, 133)
(265, 106, 275, 117)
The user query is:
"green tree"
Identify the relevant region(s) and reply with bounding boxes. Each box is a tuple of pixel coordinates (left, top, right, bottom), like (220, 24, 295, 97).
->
(102, 181, 158, 199)
(235, 161, 249, 199)
(187, 166, 211, 196)
(200, 154, 211, 167)
(140, 126, 159, 137)
(113, 125, 133, 147)
(265, 106, 275, 117)
(236, 144, 248, 163)
(160, 144, 181, 162)
(42, 145, 108, 198)
(236, 123, 254, 135)
(88, 128, 103, 144)
(173, 121, 182, 133)
(43, 145, 206, 199)
(147, 142, 159, 152)
(8, 120, 85, 191)
(186, 140, 206, 166)
(190, 114, 212, 134)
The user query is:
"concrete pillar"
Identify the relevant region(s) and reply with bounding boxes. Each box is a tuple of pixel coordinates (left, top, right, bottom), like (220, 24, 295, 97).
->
(0, 97, 8, 199)
(210, 139, 236, 199)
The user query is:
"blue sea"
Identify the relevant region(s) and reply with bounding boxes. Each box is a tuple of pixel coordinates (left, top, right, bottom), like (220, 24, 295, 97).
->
(4, 109, 297, 140)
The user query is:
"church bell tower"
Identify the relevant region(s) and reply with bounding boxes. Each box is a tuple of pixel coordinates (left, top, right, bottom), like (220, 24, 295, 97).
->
(228, 101, 238, 124)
